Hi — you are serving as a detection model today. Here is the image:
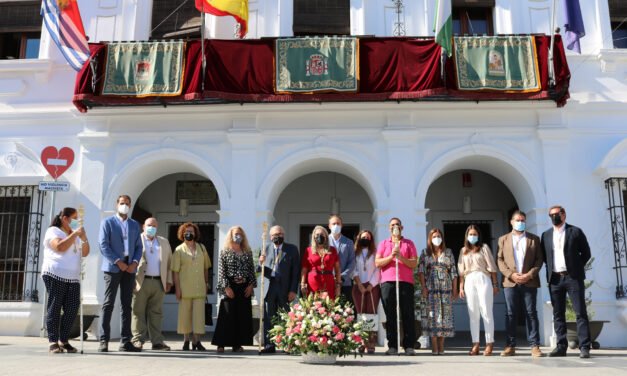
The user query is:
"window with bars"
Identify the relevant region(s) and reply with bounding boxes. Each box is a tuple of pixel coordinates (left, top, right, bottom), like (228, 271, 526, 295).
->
(606, 178, 627, 299)
(452, 0, 494, 36)
(609, 0, 627, 49)
(0, 1, 41, 59)
(293, 0, 350, 36)
(0, 186, 46, 302)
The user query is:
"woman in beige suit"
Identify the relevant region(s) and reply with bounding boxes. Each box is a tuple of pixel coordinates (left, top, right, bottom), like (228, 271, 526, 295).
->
(172, 222, 211, 351)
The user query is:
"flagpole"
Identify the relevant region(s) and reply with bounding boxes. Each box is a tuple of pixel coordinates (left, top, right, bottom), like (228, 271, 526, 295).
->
(548, 0, 558, 87)
(201, 10, 206, 93)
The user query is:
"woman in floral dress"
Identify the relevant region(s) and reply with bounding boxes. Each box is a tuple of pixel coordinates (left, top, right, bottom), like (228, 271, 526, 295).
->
(418, 228, 458, 355)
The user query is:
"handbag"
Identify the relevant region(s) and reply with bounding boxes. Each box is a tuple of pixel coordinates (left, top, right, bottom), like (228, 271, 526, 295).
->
(204, 297, 213, 326)
(358, 293, 379, 329)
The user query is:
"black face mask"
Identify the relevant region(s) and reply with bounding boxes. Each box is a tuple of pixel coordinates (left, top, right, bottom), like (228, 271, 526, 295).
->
(357, 238, 371, 248)
(550, 213, 563, 226)
(272, 236, 284, 246)
(184, 232, 195, 241)
(314, 234, 326, 245)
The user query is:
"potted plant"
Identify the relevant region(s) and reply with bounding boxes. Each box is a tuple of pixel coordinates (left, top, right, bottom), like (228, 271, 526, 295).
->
(269, 293, 370, 364)
(565, 257, 609, 349)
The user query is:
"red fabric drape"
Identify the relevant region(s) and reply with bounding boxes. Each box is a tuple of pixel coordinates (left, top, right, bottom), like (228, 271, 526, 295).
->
(72, 36, 570, 112)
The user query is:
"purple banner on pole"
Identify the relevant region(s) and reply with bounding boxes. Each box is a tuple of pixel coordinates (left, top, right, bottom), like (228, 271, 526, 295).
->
(562, 0, 585, 53)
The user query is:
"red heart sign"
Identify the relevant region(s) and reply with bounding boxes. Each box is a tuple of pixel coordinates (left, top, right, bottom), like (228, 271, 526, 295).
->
(40, 146, 75, 179)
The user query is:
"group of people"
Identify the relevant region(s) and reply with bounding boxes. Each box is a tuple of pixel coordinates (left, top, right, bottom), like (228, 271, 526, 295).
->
(42, 195, 592, 360)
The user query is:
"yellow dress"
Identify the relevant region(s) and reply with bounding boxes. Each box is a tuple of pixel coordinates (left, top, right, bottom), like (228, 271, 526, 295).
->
(172, 243, 211, 334)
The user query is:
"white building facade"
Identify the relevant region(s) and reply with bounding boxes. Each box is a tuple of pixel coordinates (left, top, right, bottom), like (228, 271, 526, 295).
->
(1, 0, 627, 348)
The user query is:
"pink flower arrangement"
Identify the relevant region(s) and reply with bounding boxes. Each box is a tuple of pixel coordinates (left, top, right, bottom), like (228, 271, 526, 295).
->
(269, 293, 369, 357)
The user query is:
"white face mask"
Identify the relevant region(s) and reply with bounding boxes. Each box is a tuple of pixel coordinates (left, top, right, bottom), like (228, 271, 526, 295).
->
(431, 237, 443, 247)
(117, 204, 130, 215)
(392, 225, 401, 237)
(330, 224, 341, 235)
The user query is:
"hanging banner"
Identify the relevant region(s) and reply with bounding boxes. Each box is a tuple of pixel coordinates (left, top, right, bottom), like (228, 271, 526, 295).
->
(102, 41, 185, 97)
(275, 37, 358, 94)
(454, 36, 541, 92)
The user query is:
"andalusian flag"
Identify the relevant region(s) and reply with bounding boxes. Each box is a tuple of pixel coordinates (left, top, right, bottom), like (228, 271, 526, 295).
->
(434, 0, 452, 57)
(195, 0, 248, 39)
(41, 0, 90, 71)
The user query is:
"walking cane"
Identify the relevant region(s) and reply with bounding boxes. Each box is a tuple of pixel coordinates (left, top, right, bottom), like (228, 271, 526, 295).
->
(78, 204, 85, 354)
(258, 222, 268, 355)
(392, 226, 401, 354)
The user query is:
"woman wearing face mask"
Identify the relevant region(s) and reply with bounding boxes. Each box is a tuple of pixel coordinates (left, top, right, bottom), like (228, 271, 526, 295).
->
(457, 225, 499, 356)
(212, 226, 256, 353)
(172, 222, 211, 351)
(300, 226, 341, 299)
(418, 228, 458, 355)
(352, 230, 380, 354)
(42, 207, 90, 353)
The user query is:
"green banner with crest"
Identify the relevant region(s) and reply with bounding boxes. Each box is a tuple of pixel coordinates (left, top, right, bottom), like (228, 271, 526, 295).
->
(102, 41, 184, 97)
(454, 36, 540, 92)
(275, 37, 358, 93)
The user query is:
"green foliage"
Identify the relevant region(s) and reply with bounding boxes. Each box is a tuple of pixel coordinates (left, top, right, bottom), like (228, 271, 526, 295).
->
(565, 258, 595, 321)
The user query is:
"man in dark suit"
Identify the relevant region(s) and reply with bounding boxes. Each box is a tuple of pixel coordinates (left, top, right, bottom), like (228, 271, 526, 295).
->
(98, 195, 143, 352)
(258, 225, 300, 354)
(541, 205, 592, 358)
(497, 210, 544, 357)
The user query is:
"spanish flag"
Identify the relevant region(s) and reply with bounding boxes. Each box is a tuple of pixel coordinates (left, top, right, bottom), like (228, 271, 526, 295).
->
(195, 0, 248, 39)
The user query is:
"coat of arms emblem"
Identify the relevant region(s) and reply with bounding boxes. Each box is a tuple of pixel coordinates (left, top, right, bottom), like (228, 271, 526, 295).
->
(305, 54, 328, 76)
(135, 60, 151, 81)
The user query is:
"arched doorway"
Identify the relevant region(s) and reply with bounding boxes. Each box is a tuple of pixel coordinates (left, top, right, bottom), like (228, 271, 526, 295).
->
(426, 169, 518, 336)
(132, 172, 221, 332)
(273, 172, 374, 253)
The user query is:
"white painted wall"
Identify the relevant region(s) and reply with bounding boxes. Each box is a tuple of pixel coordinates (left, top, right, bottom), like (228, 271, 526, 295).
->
(0, 0, 626, 347)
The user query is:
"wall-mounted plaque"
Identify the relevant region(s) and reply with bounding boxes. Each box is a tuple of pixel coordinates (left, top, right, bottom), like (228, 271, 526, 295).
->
(176, 180, 219, 205)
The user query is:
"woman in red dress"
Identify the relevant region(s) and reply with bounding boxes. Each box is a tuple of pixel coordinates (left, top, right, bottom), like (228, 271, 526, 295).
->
(300, 226, 341, 299)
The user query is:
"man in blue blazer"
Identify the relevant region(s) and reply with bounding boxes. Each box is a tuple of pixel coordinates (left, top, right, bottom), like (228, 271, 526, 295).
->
(98, 195, 143, 352)
(328, 215, 356, 307)
(258, 225, 300, 354)
(541, 205, 592, 359)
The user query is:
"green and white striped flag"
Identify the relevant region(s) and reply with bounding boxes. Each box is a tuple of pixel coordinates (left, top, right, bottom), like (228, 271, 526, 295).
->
(434, 0, 453, 57)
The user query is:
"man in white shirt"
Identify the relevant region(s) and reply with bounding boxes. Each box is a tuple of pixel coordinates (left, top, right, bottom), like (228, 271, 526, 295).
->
(541, 205, 592, 359)
(497, 210, 544, 357)
(328, 215, 356, 307)
(131, 218, 173, 351)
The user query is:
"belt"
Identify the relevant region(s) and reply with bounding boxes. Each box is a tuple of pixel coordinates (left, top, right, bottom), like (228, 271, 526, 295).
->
(553, 271, 569, 276)
(311, 270, 334, 275)
(144, 275, 161, 280)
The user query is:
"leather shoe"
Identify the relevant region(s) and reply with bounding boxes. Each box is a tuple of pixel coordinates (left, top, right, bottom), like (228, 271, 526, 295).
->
(259, 347, 276, 354)
(119, 342, 142, 352)
(98, 341, 108, 353)
(579, 348, 591, 359)
(152, 343, 171, 351)
(549, 346, 567, 357)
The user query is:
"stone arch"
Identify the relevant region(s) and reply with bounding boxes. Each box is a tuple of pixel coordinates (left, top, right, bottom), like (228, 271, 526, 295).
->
(102, 148, 229, 209)
(257, 147, 387, 213)
(416, 144, 546, 211)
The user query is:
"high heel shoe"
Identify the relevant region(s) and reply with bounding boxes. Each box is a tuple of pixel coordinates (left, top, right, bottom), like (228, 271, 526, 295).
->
(469, 343, 480, 356)
(193, 342, 206, 351)
(182, 341, 190, 351)
(484, 343, 494, 356)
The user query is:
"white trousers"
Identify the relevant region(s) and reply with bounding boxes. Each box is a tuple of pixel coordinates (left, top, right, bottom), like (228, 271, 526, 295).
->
(464, 272, 494, 343)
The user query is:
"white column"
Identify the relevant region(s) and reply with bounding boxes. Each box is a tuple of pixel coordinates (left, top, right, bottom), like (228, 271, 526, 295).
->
(537, 109, 569, 346)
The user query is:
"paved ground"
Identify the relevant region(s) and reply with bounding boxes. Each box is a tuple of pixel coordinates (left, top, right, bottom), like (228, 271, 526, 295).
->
(2, 335, 626, 376)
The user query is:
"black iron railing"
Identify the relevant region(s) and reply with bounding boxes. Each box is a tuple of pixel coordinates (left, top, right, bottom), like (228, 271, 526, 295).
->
(606, 177, 627, 299)
(0, 186, 46, 302)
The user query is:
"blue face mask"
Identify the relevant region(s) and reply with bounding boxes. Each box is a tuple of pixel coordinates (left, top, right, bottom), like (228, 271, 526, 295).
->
(145, 226, 157, 237)
(467, 235, 479, 245)
(69, 218, 80, 231)
(513, 221, 526, 232)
